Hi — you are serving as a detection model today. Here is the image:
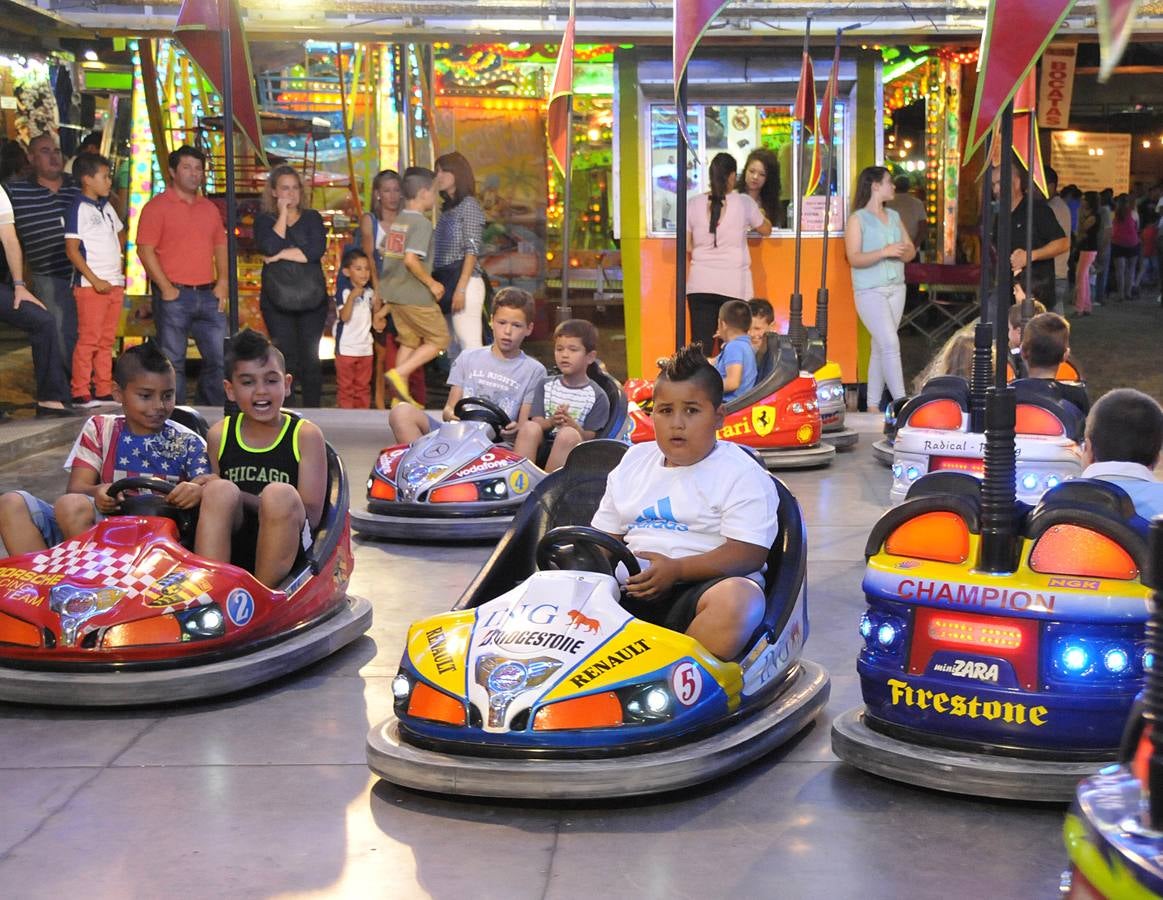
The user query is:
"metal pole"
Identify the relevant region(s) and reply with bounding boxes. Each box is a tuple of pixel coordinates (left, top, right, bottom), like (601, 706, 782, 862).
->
(812, 28, 843, 367)
(971, 131, 994, 432)
(558, 94, 574, 321)
(220, 0, 238, 336)
(789, 19, 813, 358)
(336, 42, 364, 219)
(980, 103, 1018, 575)
(675, 73, 688, 352)
(401, 44, 412, 169)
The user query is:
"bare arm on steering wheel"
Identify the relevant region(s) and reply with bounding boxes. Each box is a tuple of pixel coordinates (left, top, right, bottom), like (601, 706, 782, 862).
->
(442, 385, 464, 422)
(65, 466, 120, 514)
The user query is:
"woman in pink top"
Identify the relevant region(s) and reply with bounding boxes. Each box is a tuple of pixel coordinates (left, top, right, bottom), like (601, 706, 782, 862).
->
(1110, 194, 1140, 302)
(686, 153, 772, 353)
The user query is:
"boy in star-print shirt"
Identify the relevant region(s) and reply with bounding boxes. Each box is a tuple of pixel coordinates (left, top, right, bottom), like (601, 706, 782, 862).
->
(0, 343, 211, 555)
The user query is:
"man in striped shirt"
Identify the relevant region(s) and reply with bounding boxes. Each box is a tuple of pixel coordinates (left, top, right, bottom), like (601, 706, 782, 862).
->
(3, 134, 81, 367)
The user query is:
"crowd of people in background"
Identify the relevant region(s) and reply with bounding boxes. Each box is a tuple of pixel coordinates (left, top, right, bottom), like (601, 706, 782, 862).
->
(0, 132, 495, 416)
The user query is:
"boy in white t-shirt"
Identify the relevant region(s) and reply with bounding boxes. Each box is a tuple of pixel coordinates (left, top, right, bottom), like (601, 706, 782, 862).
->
(591, 345, 779, 660)
(64, 153, 125, 406)
(334, 247, 380, 409)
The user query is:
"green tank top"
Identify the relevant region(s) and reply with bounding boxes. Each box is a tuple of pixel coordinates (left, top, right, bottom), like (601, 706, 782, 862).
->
(852, 207, 906, 291)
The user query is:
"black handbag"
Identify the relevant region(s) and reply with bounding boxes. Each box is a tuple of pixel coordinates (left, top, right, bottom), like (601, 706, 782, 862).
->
(263, 259, 327, 313)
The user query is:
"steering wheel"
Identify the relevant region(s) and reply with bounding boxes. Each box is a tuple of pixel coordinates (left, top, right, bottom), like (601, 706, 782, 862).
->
(107, 476, 195, 545)
(454, 397, 511, 440)
(535, 526, 641, 579)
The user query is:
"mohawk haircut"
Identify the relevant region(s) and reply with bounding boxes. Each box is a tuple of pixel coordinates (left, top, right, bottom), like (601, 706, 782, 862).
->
(113, 340, 175, 389)
(224, 328, 286, 379)
(656, 344, 724, 408)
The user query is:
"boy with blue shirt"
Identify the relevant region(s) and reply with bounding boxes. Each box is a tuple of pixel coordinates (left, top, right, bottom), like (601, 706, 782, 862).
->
(711, 299, 757, 402)
(1081, 388, 1163, 519)
(64, 153, 125, 406)
(592, 345, 778, 660)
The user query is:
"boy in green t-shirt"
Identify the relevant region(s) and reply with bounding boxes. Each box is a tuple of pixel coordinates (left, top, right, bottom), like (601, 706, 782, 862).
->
(381, 167, 450, 408)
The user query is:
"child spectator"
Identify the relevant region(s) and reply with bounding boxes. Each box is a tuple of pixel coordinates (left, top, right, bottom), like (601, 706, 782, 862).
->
(912, 321, 978, 394)
(64, 153, 125, 406)
(195, 330, 327, 588)
(1080, 388, 1163, 519)
(516, 318, 610, 472)
(591, 345, 779, 659)
(0, 342, 210, 555)
(1006, 297, 1046, 380)
(711, 299, 757, 402)
(389, 287, 546, 447)
(380, 167, 449, 408)
(334, 247, 379, 409)
(748, 297, 776, 379)
(1020, 311, 1090, 413)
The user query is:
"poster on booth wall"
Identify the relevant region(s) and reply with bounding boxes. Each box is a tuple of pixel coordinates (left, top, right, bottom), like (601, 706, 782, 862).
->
(1049, 132, 1131, 194)
(1038, 44, 1077, 130)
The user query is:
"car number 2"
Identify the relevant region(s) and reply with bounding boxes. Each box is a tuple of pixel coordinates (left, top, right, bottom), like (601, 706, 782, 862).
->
(671, 662, 703, 706)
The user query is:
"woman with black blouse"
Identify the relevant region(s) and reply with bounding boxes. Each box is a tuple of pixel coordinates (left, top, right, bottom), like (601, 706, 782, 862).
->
(254, 164, 328, 406)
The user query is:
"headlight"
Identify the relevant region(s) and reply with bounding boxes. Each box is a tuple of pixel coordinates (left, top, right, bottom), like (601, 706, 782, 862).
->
(619, 681, 677, 724)
(1020, 473, 1039, 492)
(175, 602, 227, 640)
(392, 672, 412, 700)
(1045, 475, 1061, 490)
(892, 463, 903, 480)
(877, 622, 898, 647)
(1061, 644, 1090, 674)
(859, 613, 874, 639)
(906, 466, 921, 482)
(479, 478, 509, 499)
(791, 402, 804, 414)
(1103, 646, 1130, 674)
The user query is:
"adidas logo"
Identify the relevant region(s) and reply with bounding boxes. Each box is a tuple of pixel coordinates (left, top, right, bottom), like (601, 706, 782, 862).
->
(631, 496, 689, 532)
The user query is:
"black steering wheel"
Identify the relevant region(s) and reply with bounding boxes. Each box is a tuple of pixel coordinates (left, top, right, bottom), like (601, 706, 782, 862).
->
(535, 526, 641, 579)
(454, 397, 510, 439)
(107, 476, 196, 544)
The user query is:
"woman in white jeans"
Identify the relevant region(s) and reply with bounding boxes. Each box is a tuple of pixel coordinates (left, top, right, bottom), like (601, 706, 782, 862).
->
(433, 151, 487, 354)
(845, 166, 914, 410)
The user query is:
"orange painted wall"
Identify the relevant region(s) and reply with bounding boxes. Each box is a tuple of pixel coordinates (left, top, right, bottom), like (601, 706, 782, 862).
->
(635, 237, 858, 378)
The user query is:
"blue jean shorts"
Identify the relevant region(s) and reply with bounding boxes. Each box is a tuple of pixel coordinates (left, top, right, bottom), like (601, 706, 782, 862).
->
(15, 491, 65, 547)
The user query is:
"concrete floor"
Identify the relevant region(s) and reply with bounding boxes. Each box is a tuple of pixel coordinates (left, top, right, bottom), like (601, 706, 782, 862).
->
(0, 411, 1071, 899)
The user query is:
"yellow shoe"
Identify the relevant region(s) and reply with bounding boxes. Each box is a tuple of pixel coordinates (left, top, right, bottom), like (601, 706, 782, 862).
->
(386, 369, 419, 408)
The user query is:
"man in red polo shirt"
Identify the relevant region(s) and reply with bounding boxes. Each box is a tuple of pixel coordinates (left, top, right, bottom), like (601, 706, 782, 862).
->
(136, 145, 228, 405)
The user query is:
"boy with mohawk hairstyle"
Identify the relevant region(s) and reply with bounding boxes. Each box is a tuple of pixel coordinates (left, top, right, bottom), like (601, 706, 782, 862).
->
(591, 345, 779, 660)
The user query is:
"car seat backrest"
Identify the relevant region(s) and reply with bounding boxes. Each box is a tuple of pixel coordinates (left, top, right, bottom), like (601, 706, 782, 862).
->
(588, 361, 629, 439)
(1011, 378, 1086, 442)
(1025, 478, 1148, 570)
(741, 474, 806, 660)
(726, 333, 799, 412)
(301, 443, 347, 577)
(170, 406, 210, 439)
(923, 375, 971, 401)
(455, 440, 630, 609)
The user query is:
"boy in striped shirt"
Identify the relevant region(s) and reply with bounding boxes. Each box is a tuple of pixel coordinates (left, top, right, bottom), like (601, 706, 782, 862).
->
(515, 319, 609, 471)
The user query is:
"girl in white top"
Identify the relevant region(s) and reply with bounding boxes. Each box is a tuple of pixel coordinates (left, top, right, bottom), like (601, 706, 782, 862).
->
(845, 165, 915, 409)
(686, 152, 773, 354)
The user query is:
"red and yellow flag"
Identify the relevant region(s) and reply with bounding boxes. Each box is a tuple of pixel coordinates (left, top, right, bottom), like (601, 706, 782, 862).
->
(174, 0, 266, 162)
(547, 7, 576, 174)
(1097, 0, 1141, 82)
(990, 72, 1049, 198)
(966, 0, 1077, 157)
(794, 50, 821, 196)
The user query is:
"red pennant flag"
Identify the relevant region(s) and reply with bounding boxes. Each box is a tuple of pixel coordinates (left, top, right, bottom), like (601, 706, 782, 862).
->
(794, 51, 822, 196)
(175, 0, 266, 162)
(966, 0, 1077, 157)
(547, 11, 576, 174)
(673, 0, 731, 154)
(1097, 0, 1141, 82)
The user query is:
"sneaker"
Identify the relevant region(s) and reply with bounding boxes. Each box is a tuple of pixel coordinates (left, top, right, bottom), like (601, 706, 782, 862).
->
(385, 369, 420, 408)
(71, 396, 103, 408)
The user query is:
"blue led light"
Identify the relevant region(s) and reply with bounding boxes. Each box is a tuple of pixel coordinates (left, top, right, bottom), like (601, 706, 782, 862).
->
(906, 466, 921, 482)
(1145, 650, 1155, 671)
(1104, 647, 1130, 674)
(1021, 473, 1039, 491)
(1062, 644, 1089, 673)
(877, 622, 897, 647)
(1045, 475, 1060, 489)
(892, 463, 903, 479)
(859, 614, 873, 639)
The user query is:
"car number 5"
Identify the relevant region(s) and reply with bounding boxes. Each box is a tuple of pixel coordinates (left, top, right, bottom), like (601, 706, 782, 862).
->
(671, 662, 703, 706)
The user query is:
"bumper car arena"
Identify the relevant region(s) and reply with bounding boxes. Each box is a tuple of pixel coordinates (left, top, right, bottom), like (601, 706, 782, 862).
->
(6, 17, 1163, 900)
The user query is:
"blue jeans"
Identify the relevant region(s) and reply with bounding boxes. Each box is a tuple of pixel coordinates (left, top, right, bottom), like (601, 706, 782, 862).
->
(0, 285, 70, 403)
(1094, 245, 1111, 302)
(29, 273, 77, 377)
(153, 287, 226, 405)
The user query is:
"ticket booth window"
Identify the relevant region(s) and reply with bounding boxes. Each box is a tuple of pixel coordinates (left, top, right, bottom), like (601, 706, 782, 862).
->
(647, 101, 847, 237)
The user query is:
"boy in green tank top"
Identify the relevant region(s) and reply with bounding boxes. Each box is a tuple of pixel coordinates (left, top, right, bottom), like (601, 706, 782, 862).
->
(195, 330, 328, 587)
